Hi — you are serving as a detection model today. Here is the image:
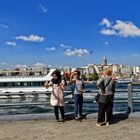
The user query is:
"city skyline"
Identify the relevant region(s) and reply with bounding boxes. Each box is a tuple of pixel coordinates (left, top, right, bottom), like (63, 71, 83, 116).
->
(0, 0, 140, 68)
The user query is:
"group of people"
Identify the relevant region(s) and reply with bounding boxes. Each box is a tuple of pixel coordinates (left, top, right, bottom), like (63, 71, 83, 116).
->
(44, 67, 116, 126)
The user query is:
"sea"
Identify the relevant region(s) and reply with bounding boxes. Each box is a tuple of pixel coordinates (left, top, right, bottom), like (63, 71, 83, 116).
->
(0, 82, 140, 115)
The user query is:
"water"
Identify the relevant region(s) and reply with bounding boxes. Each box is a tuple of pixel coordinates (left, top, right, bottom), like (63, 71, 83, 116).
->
(0, 82, 140, 115)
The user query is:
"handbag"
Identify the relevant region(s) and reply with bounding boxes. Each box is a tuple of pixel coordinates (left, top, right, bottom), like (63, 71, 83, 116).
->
(94, 77, 112, 102)
(94, 94, 100, 102)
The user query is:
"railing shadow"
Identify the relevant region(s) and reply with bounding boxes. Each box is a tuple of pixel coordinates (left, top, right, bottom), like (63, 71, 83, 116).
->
(111, 112, 129, 124)
(65, 112, 93, 121)
(65, 111, 129, 124)
(65, 112, 75, 120)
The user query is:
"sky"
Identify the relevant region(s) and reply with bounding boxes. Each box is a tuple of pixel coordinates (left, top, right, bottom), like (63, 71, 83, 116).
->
(0, 0, 140, 69)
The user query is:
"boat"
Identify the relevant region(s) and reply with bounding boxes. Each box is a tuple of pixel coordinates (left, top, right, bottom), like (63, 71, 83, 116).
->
(0, 69, 56, 94)
(116, 78, 132, 83)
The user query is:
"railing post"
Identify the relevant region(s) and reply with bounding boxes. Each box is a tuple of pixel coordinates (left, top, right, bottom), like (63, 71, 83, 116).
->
(128, 83, 133, 113)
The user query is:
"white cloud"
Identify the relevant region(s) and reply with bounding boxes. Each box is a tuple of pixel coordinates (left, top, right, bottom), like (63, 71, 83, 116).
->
(46, 47, 56, 51)
(15, 64, 28, 68)
(16, 34, 45, 42)
(100, 29, 117, 35)
(64, 48, 90, 57)
(47, 65, 52, 68)
(40, 4, 48, 13)
(131, 53, 139, 57)
(100, 18, 112, 28)
(6, 41, 16, 46)
(104, 42, 109, 45)
(100, 18, 140, 37)
(0, 24, 8, 29)
(60, 44, 72, 49)
(32, 63, 47, 69)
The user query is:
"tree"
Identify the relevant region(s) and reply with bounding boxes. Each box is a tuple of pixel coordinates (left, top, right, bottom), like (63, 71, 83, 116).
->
(89, 73, 99, 81)
(81, 74, 87, 81)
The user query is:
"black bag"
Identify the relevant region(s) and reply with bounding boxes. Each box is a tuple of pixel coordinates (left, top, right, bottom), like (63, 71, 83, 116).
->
(94, 94, 100, 102)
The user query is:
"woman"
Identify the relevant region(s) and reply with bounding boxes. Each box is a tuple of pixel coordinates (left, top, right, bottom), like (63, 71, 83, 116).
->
(45, 70, 66, 122)
(96, 68, 115, 126)
(70, 70, 85, 120)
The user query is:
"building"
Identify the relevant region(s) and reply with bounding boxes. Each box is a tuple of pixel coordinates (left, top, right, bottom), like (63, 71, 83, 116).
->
(133, 66, 140, 75)
(101, 56, 107, 66)
(112, 64, 121, 74)
(120, 65, 133, 77)
(81, 64, 100, 75)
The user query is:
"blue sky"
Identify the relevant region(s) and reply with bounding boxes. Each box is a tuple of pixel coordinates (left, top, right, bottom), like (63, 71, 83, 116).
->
(0, 0, 140, 69)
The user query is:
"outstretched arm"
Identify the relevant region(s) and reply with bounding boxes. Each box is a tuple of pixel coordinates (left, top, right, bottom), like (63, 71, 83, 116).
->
(69, 72, 77, 84)
(44, 81, 52, 89)
(60, 80, 66, 91)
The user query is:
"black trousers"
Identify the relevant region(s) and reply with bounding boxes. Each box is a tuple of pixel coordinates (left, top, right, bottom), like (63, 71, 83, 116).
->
(97, 102, 113, 123)
(54, 106, 65, 120)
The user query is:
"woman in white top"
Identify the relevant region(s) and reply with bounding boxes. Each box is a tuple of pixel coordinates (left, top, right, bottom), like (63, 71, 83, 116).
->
(45, 70, 66, 122)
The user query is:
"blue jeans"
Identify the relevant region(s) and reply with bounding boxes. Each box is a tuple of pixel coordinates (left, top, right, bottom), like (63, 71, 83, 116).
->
(74, 94, 83, 117)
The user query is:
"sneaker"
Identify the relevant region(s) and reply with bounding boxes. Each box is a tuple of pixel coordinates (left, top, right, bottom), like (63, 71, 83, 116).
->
(60, 119, 65, 123)
(96, 123, 101, 127)
(106, 122, 110, 126)
(78, 116, 83, 120)
(56, 119, 60, 122)
(75, 117, 79, 120)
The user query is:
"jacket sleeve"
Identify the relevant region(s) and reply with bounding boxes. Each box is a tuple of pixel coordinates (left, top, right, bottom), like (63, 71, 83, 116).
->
(82, 81, 85, 90)
(97, 77, 104, 88)
(111, 80, 116, 93)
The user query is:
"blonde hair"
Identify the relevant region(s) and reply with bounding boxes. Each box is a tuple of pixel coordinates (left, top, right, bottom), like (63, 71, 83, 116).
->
(104, 67, 112, 76)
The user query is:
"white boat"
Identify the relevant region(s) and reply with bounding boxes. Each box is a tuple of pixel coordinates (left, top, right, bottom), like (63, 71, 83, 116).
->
(117, 78, 132, 83)
(0, 69, 56, 93)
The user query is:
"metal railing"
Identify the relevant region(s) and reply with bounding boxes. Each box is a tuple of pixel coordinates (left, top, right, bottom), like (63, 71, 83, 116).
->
(0, 83, 139, 114)
(127, 83, 140, 113)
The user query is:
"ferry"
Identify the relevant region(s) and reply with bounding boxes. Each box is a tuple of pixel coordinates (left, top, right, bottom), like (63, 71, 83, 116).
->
(0, 69, 56, 93)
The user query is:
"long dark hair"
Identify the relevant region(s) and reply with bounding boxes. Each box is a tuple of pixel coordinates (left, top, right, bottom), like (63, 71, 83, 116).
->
(51, 70, 61, 84)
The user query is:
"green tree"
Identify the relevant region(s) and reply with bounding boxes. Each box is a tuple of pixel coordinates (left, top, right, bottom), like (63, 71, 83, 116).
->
(81, 74, 87, 81)
(89, 73, 99, 81)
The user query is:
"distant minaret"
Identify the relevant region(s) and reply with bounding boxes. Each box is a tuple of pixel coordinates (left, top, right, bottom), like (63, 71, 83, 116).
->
(101, 56, 107, 66)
